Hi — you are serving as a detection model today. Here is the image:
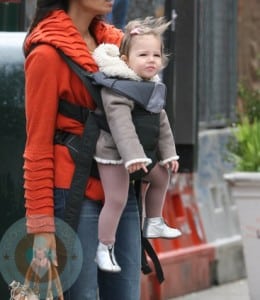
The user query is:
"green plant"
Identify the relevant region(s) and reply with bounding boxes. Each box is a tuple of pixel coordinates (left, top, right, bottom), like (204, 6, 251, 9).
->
(228, 118, 260, 171)
(227, 80, 260, 171)
(238, 83, 260, 123)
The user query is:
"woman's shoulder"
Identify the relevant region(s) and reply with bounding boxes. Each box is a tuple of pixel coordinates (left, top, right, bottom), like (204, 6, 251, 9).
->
(25, 43, 64, 71)
(26, 43, 61, 61)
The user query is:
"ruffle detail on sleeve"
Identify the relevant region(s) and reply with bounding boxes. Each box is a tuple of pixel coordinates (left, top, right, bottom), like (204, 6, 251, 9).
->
(23, 151, 54, 220)
(26, 215, 55, 234)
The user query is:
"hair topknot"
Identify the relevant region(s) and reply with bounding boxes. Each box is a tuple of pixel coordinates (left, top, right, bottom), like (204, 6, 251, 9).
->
(120, 16, 171, 66)
(124, 16, 171, 37)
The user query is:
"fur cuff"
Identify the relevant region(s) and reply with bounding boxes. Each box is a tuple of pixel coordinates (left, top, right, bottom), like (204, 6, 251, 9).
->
(159, 155, 179, 166)
(94, 156, 123, 165)
(125, 158, 152, 169)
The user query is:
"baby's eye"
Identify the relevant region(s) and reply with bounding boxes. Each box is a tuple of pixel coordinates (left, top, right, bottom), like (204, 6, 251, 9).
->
(154, 54, 161, 57)
(139, 53, 147, 56)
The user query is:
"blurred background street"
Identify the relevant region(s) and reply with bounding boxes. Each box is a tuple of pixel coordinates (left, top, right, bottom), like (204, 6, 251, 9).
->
(0, 0, 259, 299)
(172, 279, 249, 300)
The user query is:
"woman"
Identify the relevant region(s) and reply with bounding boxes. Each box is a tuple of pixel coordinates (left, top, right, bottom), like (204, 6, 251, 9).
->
(23, 0, 141, 299)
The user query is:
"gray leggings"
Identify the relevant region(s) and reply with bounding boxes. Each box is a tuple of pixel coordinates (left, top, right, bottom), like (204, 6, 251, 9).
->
(98, 163, 169, 244)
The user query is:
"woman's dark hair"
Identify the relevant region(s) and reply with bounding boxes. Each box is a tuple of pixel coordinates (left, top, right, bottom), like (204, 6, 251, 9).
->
(28, 0, 69, 35)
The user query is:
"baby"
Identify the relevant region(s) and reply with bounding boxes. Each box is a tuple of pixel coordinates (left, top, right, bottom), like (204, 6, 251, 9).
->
(93, 17, 181, 272)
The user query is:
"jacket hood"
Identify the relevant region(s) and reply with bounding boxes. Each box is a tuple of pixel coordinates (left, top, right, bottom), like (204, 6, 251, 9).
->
(24, 10, 123, 72)
(93, 43, 160, 82)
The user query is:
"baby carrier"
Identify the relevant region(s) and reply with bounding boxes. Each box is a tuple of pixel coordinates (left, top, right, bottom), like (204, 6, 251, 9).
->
(52, 49, 164, 283)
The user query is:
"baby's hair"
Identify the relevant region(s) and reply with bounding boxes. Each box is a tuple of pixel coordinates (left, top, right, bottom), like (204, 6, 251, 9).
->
(120, 17, 171, 66)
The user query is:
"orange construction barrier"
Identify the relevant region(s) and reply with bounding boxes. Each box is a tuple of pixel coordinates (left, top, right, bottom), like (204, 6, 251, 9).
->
(141, 174, 215, 300)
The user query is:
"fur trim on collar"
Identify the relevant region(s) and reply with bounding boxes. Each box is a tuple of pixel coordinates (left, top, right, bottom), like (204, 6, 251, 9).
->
(93, 43, 159, 82)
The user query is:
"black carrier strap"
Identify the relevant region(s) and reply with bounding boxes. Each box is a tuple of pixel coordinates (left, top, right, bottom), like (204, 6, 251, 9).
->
(58, 50, 103, 109)
(58, 50, 164, 283)
(57, 51, 102, 230)
(65, 113, 100, 229)
(134, 181, 165, 283)
(58, 99, 89, 124)
(141, 237, 164, 283)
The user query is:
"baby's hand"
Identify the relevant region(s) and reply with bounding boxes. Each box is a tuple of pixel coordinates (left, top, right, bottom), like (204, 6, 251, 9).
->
(127, 162, 148, 174)
(164, 160, 179, 173)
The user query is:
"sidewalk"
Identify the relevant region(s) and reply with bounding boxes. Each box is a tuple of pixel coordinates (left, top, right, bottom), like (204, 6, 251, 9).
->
(171, 279, 249, 300)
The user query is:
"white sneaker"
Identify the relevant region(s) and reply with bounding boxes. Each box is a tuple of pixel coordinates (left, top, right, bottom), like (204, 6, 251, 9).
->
(95, 242, 121, 272)
(143, 217, 182, 239)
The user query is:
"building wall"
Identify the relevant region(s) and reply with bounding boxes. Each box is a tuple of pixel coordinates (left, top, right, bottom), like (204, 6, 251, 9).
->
(237, 0, 260, 89)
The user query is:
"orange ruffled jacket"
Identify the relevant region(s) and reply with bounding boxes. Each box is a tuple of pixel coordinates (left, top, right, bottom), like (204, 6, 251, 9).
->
(24, 10, 123, 233)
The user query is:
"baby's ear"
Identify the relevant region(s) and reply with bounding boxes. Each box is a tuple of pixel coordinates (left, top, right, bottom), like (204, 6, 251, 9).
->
(120, 55, 128, 63)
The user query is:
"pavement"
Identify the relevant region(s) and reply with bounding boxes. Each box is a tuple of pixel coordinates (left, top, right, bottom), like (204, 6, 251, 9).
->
(171, 279, 249, 300)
